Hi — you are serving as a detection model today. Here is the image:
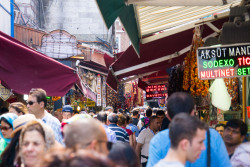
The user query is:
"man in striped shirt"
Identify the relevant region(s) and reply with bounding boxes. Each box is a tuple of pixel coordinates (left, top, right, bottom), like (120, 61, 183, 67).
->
(108, 113, 129, 143)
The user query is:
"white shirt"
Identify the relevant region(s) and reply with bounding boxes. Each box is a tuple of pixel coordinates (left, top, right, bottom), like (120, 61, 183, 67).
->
(154, 160, 185, 167)
(137, 128, 155, 163)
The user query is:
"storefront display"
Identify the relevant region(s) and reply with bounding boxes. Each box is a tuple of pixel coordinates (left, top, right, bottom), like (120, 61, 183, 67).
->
(224, 78, 240, 110)
(167, 65, 184, 96)
(46, 97, 55, 112)
(183, 27, 209, 97)
(106, 85, 118, 108)
(106, 81, 144, 110)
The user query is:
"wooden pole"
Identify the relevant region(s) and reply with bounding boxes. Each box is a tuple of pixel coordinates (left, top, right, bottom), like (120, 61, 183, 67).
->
(242, 77, 246, 123)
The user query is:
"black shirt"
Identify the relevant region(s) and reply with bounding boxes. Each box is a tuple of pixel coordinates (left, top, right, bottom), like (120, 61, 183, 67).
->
(132, 118, 139, 126)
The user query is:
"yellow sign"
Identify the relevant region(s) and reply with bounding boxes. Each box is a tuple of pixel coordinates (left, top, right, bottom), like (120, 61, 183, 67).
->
(0, 84, 11, 101)
(86, 100, 95, 107)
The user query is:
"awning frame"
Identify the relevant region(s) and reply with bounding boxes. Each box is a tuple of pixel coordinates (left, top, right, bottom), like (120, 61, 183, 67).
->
(120, 71, 157, 84)
(78, 65, 108, 76)
(142, 11, 229, 44)
(113, 45, 190, 76)
(126, 0, 236, 6)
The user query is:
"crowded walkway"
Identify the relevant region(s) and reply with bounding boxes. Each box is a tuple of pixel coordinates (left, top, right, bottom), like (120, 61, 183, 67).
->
(0, 90, 249, 167)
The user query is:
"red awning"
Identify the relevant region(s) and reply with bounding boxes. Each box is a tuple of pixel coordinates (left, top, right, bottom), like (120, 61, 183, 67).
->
(106, 17, 228, 91)
(138, 70, 169, 90)
(104, 52, 123, 69)
(0, 31, 81, 96)
(79, 61, 108, 74)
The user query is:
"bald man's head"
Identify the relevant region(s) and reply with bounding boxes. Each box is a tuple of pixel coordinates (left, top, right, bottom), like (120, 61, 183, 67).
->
(64, 118, 107, 151)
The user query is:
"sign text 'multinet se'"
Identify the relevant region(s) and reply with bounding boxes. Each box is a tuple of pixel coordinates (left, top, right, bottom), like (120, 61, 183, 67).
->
(197, 43, 250, 80)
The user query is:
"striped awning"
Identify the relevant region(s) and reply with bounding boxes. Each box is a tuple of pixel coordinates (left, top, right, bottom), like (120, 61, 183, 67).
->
(136, 0, 241, 43)
(96, 0, 241, 55)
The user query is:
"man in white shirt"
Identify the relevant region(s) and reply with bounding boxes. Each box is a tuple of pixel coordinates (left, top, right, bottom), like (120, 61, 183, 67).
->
(154, 113, 208, 167)
(136, 116, 161, 167)
(27, 88, 63, 144)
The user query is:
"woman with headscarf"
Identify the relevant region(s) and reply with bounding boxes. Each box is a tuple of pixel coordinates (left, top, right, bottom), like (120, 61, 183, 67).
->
(0, 113, 18, 157)
(18, 120, 56, 167)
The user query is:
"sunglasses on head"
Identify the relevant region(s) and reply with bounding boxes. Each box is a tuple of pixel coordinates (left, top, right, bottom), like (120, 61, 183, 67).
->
(0, 126, 12, 131)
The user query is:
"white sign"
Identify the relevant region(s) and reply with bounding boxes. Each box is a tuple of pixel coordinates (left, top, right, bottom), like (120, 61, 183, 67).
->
(102, 77, 106, 107)
(0, 84, 11, 101)
(97, 74, 101, 106)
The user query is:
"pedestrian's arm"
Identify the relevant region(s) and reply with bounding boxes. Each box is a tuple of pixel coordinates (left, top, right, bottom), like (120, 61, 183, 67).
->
(136, 143, 143, 164)
(132, 132, 137, 149)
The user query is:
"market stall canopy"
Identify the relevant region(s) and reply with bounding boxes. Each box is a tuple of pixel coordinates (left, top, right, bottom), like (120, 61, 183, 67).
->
(137, 70, 169, 90)
(106, 16, 229, 91)
(0, 31, 82, 96)
(104, 52, 123, 69)
(96, 0, 241, 56)
(79, 61, 108, 76)
(126, 0, 238, 6)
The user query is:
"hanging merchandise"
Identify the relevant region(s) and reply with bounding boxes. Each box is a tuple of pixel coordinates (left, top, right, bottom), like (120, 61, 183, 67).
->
(117, 84, 125, 108)
(137, 88, 144, 106)
(97, 74, 101, 106)
(102, 77, 106, 107)
(183, 27, 209, 97)
(209, 79, 231, 111)
(106, 85, 118, 108)
(124, 82, 132, 109)
(167, 65, 184, 97)
(224, 78, 239, 110)
(80, 69, 97, 93)
(132, 81, 138, 107)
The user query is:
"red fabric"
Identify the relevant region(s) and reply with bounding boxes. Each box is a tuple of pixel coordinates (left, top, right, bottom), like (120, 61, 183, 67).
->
(107, 18, 228, 91)
(0, 31, 80, 96)
(104, 54, 114, 69)
(138, 79, 148, 90)
(122, 127, 133, 136)
(104, 52, 123, 69)
(79, 61, 108, 74)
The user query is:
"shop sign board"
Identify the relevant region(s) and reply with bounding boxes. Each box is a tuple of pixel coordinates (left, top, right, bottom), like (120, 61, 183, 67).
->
(197, 43, 250, 80)
(97, 74, 101, 106)
(146, 85, 167, 100)
(86, 100, 95, 107)
(102, 77, 106, 107)
(0, 84, 11, 101)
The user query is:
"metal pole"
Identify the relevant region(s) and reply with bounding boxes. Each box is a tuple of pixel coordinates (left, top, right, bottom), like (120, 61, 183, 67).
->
(242, 77, 246, 123)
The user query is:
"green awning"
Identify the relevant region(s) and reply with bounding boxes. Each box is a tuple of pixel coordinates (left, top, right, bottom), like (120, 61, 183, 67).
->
(96, 0, 140, 55)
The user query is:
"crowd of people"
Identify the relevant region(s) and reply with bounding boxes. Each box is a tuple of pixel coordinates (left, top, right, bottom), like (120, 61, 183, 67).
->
(0, 88, 249, 167)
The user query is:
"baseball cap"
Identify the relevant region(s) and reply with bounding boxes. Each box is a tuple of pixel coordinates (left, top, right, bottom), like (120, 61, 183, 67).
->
(62, 105, 73, 113)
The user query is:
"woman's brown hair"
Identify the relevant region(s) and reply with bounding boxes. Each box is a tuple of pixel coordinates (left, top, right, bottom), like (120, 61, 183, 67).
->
(9, 102, 28, 115)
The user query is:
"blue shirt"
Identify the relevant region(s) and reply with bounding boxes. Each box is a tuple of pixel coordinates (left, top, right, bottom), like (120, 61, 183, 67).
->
(108, 124, 129, 143)
(147, 128, 231, 167)
(103, 125, 117, 143)
(126, 123, 139, 137)
(42, 111, 64, 144)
